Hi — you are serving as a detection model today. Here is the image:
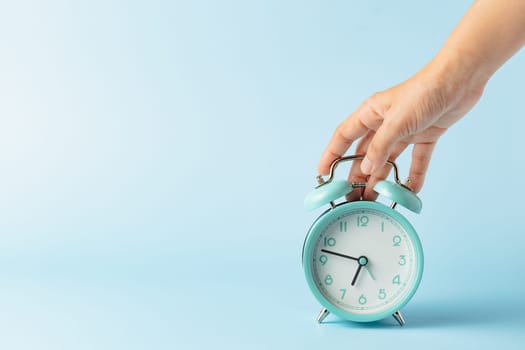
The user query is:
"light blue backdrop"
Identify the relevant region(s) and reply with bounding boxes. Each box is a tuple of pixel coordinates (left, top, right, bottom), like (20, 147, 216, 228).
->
(1, 1, 524, 349)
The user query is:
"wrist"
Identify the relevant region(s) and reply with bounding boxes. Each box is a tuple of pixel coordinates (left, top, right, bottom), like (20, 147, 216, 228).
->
(419, 46, 490, 105)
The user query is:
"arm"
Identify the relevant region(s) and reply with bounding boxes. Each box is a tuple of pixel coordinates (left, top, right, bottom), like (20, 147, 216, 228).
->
(318, 0, 525, 200)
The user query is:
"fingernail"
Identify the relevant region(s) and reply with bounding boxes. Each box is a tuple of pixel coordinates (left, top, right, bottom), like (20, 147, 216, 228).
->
(361, 156, 373, 174)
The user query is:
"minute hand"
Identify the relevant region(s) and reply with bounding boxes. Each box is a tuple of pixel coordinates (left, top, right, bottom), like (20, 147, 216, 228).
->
(320, 249, 359, 261)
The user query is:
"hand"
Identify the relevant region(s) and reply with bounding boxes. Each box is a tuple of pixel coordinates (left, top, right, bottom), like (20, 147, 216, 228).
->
(350, 264, 363, 286)
(322, 249, 370, 286)
(318, 51, 488, 200)
(321, 248, 359, 262)
(351, 256, 369, 286)
(318, 0, 525, 201)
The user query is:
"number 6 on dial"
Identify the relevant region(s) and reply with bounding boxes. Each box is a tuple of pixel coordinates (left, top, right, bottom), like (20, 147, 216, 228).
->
(302, 155, 424, 326)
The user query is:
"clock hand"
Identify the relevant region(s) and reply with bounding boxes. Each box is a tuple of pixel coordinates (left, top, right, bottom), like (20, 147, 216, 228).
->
(351, 256, 369, 286)
(351, 265, 363, 286)
(364, 266, 376, 281)
(320, 249, 359, 261)
(320, 249, 369, 286)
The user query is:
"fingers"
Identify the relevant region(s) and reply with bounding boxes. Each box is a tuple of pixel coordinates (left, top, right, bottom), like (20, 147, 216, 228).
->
(346, 136, 408, 202)
(362, 141, 408, 200)
(318, 89, 439, 198)
(407, 142, 436, 193)
(318, 117, 368, 175)
(346, 141, 434, 202)
(318, 96, 386, 175)
(346, 131, 375, 202)
(360, 117, 407, 175)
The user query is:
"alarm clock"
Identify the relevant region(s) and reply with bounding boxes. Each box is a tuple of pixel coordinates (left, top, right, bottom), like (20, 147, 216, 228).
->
(302, 155, 423, 326)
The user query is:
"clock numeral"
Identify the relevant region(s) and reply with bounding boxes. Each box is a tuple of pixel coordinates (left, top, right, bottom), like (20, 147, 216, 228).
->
(392, 235, 402, 247)
(358, 294, 367, 305)
(381, 221, 384, 232)
(319, 255, 328, 265)
(357, 215, 369, 227)
(324, 237, 336, 247)
(339, 221, 347, 232)
(378, 289, 387, 300)
(324, 274, 333, 285)
(339, 288, 347, 300)
(392, 275, 401, 285)
(398, 255, 406, 266)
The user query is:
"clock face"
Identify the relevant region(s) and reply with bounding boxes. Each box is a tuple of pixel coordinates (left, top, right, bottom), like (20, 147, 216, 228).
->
(304, 201, 423, 322)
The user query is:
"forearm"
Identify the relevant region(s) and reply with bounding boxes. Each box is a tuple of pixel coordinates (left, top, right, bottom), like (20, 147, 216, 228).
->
(318, 1, 525, 188)
(409, 0, 525, 124)
(440, 0, 525, 79)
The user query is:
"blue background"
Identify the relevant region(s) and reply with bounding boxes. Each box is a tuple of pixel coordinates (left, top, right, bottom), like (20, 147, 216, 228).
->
(1, 1, 524, 349)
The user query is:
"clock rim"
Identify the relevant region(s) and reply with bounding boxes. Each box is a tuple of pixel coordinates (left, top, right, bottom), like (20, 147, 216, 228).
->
(302, 200, 424, 323)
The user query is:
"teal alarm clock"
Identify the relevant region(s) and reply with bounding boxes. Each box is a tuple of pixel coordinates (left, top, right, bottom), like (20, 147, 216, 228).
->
(302, 155, 424, 326)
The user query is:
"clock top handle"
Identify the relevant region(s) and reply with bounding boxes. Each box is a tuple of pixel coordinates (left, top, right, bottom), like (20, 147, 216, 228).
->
(320, 155, 402, 186)
(304, 155, 422, 213)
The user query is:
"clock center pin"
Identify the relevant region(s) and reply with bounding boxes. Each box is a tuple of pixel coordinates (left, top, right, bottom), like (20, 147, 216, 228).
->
(358, 256, 368, 266)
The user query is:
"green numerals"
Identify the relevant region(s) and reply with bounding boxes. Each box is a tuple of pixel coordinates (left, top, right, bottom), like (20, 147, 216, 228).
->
(339, 288, 347, 300)
(339, 221, 347, 232)
(319, 255, 328, 265)
(392, 235, 402, 246)
(378, 289, 387, 300)
(358, 294, 367, 305)
(392, 275, 401, 285)
(398, 255, 406, 266)
(324, 237, 336, 247)
(357, 215, 369, 227)
(324, 274, 333, 285)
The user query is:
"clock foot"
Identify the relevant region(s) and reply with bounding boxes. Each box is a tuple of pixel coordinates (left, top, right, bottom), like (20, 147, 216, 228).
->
(316, 308, 330, 323)
(392, 311, 405, 326)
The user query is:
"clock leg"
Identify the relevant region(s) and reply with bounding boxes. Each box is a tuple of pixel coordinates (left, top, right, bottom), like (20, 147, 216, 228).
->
(316, 308, 330, 323)
(392, 311, 406, 326)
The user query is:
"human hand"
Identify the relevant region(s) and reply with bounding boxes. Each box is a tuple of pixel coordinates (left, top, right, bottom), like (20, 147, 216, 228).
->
(317, 0, 525, 201)
(318, 51, 488, 201)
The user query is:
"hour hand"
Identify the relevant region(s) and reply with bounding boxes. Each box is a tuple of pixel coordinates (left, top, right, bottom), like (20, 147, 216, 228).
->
(351, 265, 363, 286)
(351, 256, 369, 286)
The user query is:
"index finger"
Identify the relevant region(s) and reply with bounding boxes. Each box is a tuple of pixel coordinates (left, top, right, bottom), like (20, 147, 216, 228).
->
(317, 113, 370, 175)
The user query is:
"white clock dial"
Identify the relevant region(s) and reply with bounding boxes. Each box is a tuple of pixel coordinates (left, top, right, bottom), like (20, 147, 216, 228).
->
(311, 207, 418, 314)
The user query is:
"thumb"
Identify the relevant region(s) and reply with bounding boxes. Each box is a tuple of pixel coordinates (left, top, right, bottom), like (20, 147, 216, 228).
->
(360, 119, 407, 175)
